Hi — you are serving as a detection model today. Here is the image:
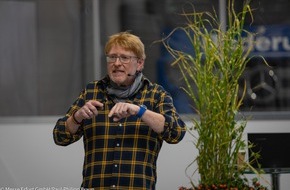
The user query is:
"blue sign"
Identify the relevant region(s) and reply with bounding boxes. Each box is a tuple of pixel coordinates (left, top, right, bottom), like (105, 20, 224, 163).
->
(245, 25, 290, 57)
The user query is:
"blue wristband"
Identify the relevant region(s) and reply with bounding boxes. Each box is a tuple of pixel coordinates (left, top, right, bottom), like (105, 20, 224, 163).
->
(136, 105, 147, 118)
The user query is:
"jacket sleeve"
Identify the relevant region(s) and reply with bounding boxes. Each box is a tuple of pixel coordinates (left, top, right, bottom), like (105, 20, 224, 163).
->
(53, 90, 86, 146)
(157, 88, 187, 144)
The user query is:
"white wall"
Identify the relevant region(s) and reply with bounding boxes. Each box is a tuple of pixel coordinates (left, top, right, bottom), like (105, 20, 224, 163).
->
(0, 117, 289, 189)
(0, 117, 83, 188)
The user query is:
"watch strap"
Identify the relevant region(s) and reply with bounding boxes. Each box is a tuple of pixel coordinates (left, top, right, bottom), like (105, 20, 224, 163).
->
(136, 105, 147, 118)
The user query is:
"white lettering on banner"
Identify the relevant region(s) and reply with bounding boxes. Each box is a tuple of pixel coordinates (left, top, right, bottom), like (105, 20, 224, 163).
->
(244, 35, 290, 52)
(256, 36, 271, 51)
(243, 26, 290, 54)
(283, 37, 290, 50)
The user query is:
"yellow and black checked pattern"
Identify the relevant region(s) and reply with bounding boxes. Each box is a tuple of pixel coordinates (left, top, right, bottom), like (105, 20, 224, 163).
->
(53, 76, 186, 190)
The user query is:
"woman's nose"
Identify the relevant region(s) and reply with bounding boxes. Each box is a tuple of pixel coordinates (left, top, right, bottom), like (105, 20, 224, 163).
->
(113, 58, 122, 66)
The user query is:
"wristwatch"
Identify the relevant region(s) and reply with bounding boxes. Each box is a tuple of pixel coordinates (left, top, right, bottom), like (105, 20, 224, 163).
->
(136, 105, 147, 118)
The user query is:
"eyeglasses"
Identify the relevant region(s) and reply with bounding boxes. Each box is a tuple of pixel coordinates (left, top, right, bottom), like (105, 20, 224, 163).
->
(106, 54, 138, 64)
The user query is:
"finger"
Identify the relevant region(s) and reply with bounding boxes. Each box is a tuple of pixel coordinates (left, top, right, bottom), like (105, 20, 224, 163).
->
(90, 100, 104, 109)
(108, 102, 121, 117)
(113, 116, 120, 122)
(116, 103, 127, 116)
(87, 109, 94, 117)
(79, 108, 90, 119)
(81, 106, 93, 118)
(83, 101, 99, 116)
(110, 103, 130, 120)
(108, 106, 116, 117)
(119, 103, 127, 114)
(114, 103, 123, 115)
(119, 103, 133, 117)
(87, 104, 98, 115)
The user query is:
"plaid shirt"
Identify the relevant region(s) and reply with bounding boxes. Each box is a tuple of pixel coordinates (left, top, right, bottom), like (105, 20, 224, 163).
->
(53, 76, 186, 190)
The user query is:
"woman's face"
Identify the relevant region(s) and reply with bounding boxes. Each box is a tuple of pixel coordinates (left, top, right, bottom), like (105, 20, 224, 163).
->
(106, 45, 143, 86)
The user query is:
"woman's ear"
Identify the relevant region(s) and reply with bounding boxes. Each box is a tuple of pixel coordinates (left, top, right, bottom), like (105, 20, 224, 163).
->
(137, 59, 144, 70)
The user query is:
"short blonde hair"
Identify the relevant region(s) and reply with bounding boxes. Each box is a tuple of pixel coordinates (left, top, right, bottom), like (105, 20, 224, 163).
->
(105, 32, 146, 59)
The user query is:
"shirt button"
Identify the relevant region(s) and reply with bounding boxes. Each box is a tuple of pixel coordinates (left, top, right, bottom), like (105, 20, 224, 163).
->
(118, 123, 122, 127)
(114, 164, 118, 168)
(116, 143, 120, 146)
(112, 185, 116, 188)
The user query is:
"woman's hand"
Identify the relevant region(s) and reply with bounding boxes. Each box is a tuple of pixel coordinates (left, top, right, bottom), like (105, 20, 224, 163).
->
(108, 102, 139, 121)
(75, 100, 104, 122)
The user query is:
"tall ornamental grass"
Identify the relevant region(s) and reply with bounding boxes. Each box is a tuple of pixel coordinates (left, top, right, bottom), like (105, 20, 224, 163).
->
(162, 0, 264, 188)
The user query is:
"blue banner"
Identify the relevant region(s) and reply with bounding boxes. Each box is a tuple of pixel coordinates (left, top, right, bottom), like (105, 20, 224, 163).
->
(245, 25, 290, 57)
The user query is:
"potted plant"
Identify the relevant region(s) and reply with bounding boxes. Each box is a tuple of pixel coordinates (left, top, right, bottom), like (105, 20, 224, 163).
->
(161, 0, 267, 189)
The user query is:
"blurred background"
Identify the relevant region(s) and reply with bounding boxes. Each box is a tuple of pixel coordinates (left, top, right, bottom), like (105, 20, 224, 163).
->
(1, 0, 290, 116)
(1, 0, 290, 189)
